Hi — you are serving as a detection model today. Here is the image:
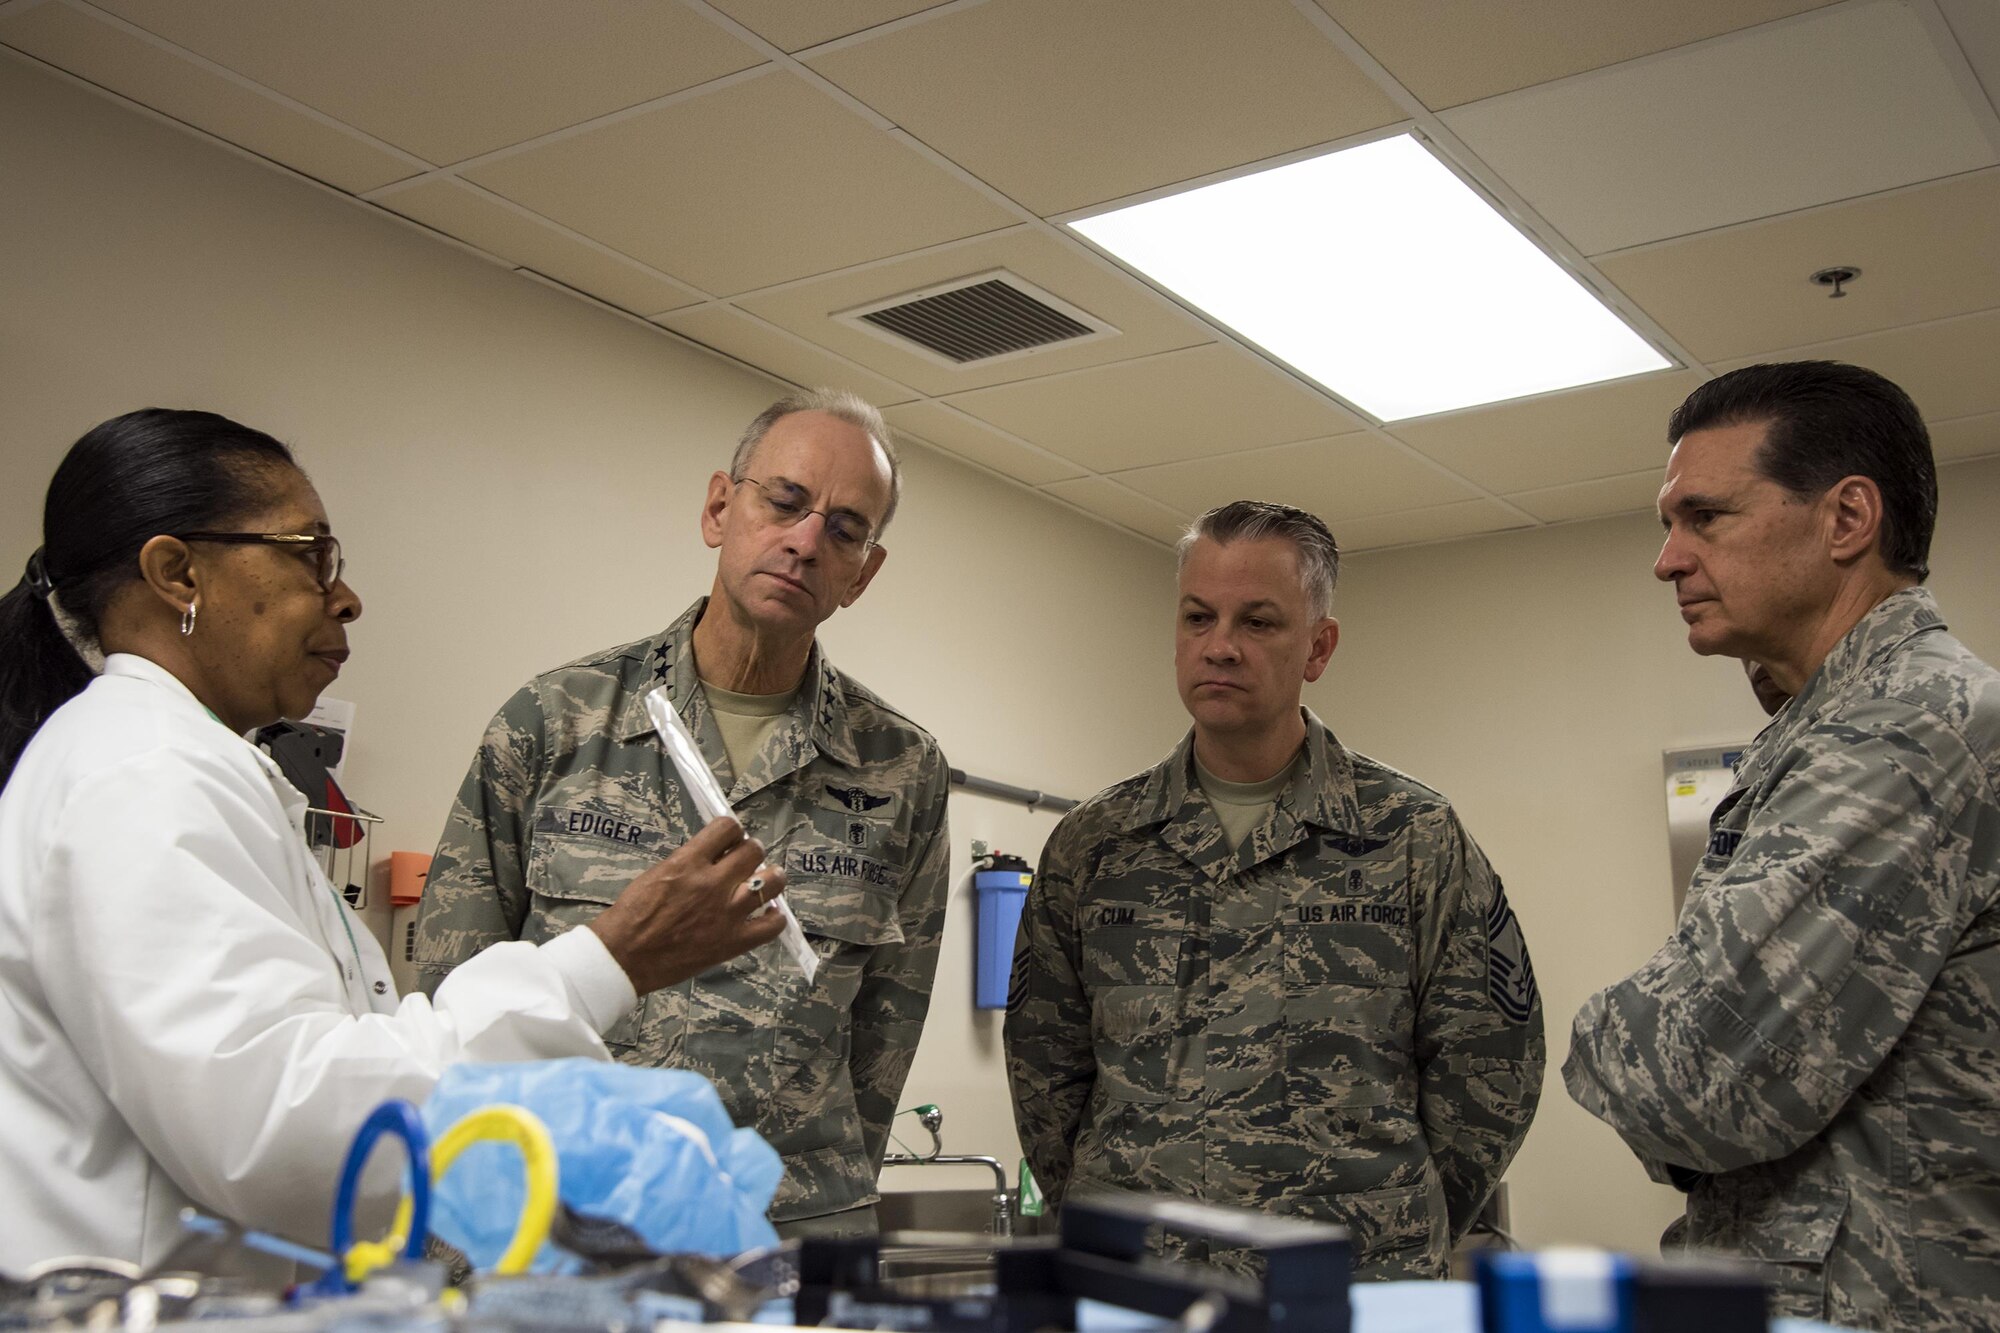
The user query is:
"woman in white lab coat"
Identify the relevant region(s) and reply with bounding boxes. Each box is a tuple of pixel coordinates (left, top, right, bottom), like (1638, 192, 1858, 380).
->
(0, 409, 785, 1277)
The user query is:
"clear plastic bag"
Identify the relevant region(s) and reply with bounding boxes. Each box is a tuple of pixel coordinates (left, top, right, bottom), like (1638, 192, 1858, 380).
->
(422, 1059, 782, 1273)
(643, 685, 818, 983)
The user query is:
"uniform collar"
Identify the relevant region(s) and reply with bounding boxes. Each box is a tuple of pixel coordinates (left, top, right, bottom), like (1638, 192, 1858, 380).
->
(1745, 586, 1945, 771)
(1132, 709, 1361, 829)
(613, 597, 860, 768)
(1126, 708, 1367, 882)
(1781, 586, 1943, 725)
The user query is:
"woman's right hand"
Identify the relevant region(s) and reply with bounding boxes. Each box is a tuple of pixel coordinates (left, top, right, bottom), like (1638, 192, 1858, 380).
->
(587, 817, 787, 994)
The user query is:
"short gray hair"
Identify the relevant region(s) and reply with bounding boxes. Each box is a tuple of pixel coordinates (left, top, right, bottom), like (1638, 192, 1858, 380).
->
(731, 388, 902, 533)
(1176, 500, 1340, 621)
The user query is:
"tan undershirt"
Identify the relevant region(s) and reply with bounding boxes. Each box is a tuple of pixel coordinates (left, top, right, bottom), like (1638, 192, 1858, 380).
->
(702, 680, 798, 785)
(1194, 750, 1304, 851)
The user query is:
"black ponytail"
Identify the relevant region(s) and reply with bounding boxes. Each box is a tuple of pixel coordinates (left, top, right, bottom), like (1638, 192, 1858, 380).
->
(0, 409, 296, 789)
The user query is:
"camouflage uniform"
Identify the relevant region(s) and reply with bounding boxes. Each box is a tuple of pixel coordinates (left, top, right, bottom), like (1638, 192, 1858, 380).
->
(1566, 589, 2000, 1333)
(415, 598, 951, 1228)
(1004, 711, 1544, 1280)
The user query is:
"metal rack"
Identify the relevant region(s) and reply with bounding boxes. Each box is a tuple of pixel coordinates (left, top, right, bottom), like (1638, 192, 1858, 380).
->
(306, 806, 384, 909)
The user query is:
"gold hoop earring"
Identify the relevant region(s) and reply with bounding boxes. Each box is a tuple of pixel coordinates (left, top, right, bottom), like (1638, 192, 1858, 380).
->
(180, 602, 198, 637)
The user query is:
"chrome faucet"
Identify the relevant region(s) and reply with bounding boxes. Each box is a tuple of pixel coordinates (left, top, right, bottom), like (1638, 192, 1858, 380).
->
(881, 1104, 1013, 1238)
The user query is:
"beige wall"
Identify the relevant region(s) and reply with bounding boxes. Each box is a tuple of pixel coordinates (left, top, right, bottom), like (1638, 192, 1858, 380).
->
(0, 58, 1183, 1175)
(1313, 453, 2000, 1252)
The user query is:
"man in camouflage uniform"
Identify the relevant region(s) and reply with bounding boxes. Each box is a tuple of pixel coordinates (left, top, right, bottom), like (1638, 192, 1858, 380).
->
(415, 389, 950, 1237)
(1005, 501, 1544, 1280)
(1566, 361, 2000, 1332)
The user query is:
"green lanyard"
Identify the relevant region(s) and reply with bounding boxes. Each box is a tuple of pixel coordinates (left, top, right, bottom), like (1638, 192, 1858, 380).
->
(323, 876, 366, 994)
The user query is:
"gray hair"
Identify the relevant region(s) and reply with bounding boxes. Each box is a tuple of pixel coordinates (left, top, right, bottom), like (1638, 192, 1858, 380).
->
(1176, 500, 1340, 621)
(731, 388, 902, 534)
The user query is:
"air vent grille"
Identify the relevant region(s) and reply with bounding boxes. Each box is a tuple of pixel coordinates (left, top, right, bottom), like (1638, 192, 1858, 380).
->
(856, 277, 1097, 364)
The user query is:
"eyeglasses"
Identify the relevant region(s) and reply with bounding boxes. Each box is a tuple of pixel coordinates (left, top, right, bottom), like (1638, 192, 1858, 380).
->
(176, 532, 345, 593)
(732, 477, 879, 555)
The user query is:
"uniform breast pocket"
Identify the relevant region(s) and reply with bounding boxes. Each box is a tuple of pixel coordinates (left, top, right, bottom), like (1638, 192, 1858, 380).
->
(1282, 855, 1413, 993)
(777, 838, 906, 1059)
(1282, 856, 1417, 1121)
(524, 832, 655, 1045)
(1091, 985, 1177, 1104)
(1689, 1173, 1845, 1319)
(790, 876, 905, 1001)
(784, 828, 906, 903)
(523, 828, 646, 938)
(1079, 871, 1188, 991)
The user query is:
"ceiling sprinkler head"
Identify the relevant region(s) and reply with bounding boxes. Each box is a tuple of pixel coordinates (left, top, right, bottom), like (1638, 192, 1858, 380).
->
(1810, 266, 1860, 299)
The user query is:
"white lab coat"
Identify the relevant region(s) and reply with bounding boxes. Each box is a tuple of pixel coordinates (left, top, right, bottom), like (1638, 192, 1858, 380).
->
(0, 654, 637, 1274)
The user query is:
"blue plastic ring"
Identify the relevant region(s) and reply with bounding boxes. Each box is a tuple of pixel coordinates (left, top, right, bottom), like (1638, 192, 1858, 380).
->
(328, 1099, 431, 1285)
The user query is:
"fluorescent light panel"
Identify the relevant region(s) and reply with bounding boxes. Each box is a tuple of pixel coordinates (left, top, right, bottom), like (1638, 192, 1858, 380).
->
(1069, 135, 1670, 422)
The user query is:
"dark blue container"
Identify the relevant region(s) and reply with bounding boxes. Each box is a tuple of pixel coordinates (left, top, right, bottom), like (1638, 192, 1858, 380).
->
(974, 856, 1032, 1009)
(1476, 1250, 1636, 1333)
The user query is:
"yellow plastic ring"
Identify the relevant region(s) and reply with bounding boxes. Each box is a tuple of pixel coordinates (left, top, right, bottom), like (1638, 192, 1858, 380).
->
(367, 1103, 560, 1278)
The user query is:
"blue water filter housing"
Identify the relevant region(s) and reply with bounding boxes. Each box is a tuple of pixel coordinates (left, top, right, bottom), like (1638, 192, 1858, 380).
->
(974, 854, 1033, 1009)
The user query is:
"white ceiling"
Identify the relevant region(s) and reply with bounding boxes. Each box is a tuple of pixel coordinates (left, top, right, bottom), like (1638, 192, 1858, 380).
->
(4, 0, 1998, 551)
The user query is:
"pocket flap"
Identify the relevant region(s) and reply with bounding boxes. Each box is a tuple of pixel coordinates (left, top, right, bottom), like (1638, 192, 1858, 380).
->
(1091, 986, 1176, 1104)
(1698, 1176, 1847, 1265)
(530, 822, 655, 908)
(1303, 1080, 1393, 1109)
(1333, 1179, 1443, 1262)
(1095, 986, 1174, 1039)
(791, 884, 903, 947)
(528, 852, 628, 908)
(531, 881, 623, 909)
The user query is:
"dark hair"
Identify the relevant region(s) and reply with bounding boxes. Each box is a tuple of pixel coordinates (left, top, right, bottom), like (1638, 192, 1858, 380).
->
(1177, 500, 1341, 620)
(0, 409, 296, 788)
(1667, 360, 1936, 581)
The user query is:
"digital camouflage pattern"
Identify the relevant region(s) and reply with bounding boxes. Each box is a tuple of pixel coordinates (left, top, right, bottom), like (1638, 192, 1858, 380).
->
(1005, 711, 1543, 1280)
(415, 598, 950, 1226)
(1566, 588, 2000, 1333)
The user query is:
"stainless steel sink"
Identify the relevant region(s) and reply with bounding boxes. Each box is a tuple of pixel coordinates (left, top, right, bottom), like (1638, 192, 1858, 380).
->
(874, 1187, 1008, 1234)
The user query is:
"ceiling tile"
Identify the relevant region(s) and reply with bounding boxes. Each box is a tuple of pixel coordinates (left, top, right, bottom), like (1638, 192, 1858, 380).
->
(653, 305, 919, 408)
(734, 228, 1214, 396)
(1113, 434, 1477, 522)
(0, 2, 416, 192)
(706, 0, 952, 53)
(881, 400, 1086, 486)
(1441, 0, 1999, 255)
(1715, 309, 2000, 425)
(1940, 0, 2000, 116)
(1317, 0, 1836, 111)
(465, 71, 1017, 296)
(380, 178, 702, 316)
(1505, 469, 1662, 524)
(1598, 170, 2000, 363)
(1389, 370, 1701, 494)
(1337, 499, 1529, 552)
(1932, 411, 2000, 465)
(82, 0, 766, 165)
(945, 345, 1365, 472)
(1039, 476, 1190, 546)
(805, 0, 1402, 215)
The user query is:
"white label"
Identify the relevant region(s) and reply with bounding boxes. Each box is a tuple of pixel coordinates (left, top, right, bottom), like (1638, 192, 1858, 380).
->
(1537, 1248, 1618, 1330)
